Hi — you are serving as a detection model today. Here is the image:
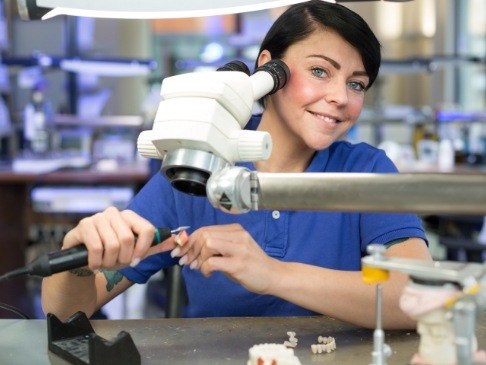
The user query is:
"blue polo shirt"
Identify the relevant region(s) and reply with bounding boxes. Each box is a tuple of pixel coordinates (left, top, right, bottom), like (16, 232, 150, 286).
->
(120, 115, 427, 317)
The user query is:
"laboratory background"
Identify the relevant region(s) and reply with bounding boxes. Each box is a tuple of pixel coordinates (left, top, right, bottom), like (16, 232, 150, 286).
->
(0, 1, 485, 361)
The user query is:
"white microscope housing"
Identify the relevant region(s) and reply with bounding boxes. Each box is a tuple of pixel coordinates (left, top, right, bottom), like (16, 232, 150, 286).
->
(138, 60, 289, 196)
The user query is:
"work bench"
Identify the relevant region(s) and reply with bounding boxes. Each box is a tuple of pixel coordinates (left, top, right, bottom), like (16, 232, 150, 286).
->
(0, 315, 467, 365)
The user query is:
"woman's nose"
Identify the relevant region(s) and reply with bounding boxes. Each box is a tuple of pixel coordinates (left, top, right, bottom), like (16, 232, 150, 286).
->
(324, 79, 348, 106)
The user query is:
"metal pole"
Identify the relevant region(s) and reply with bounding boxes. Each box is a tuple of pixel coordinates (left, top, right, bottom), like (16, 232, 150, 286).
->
(255, 172, 486, 215)
(65, 16, 78, 114)
(371, 284, 389, 365)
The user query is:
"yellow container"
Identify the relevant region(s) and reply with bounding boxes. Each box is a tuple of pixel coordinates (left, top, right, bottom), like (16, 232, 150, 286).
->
(362, 265, 389, 284)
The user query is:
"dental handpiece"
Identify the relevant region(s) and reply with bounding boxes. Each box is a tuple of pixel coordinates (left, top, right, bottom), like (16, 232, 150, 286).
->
(0, 226, 189, 281)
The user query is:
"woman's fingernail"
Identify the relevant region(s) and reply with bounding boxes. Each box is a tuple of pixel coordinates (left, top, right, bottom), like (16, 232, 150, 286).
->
(178, 255, 188, 266)
(190, 260, 198, 270)
(130, 258, 140, 267)
(171, 247, 181, 258)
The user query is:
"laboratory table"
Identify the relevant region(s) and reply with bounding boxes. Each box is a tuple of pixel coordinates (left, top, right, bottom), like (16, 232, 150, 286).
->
(0, 315, 425, 364)
(2, 314, 486, 365)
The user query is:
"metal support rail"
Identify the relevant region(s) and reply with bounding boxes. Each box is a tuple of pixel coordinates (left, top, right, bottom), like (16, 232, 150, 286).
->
(254, 172, 486, 215)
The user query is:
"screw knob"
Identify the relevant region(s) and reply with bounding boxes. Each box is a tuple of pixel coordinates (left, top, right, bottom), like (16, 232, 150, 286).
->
(367, 244, 386, 260)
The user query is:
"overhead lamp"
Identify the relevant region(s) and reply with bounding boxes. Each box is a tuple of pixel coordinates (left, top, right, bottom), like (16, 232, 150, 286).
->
(16, 1, 418, 21)
(16, 0, 318, 20)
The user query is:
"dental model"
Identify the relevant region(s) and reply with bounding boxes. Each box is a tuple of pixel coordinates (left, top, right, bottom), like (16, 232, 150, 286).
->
(311, 336, 336, 354)
(174, 230, 189, 246)
(283, 331, 298, 348)
(247, 343, 302, 365)
(400, 282, 486, 365)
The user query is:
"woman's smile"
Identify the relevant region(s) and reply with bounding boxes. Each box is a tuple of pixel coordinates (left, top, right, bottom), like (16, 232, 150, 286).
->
(308, 110, 342, 128)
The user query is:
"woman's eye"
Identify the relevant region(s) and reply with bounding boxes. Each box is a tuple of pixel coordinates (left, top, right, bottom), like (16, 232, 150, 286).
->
(311, 67, 327, 78)
(348, 81, 366, 92)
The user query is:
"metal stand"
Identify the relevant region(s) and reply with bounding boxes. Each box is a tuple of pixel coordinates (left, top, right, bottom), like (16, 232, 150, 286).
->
(366, 245, 391, 365)
(370, 284, 391, 365)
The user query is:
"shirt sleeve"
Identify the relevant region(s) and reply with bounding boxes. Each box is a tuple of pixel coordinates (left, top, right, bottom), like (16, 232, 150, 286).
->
(120, 251, 177, 284)
(356, 145, 428, 251)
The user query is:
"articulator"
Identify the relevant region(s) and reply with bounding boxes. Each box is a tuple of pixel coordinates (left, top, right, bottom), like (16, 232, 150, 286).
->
(363, 245, 486, 365)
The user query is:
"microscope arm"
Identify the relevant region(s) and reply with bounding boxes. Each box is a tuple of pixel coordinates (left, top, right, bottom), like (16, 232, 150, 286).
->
(206, 167, 486, 215)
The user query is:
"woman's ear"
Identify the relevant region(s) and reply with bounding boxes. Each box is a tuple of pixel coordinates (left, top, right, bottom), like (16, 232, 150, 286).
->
(257, 50, 272, 68)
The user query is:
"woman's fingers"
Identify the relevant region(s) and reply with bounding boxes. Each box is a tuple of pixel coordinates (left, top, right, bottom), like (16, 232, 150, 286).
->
(120, 209, 155, 264)
(199, 255, 228, 277)
(169, 226, 220, 266)
(175, 224, 246, 270)
(62, 207, 168, 271)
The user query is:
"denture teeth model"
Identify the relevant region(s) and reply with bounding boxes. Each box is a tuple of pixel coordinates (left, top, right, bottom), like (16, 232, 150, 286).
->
(247, 343, 302, 365)
(310, 336, 336, 354)
(283, 331, 298, 348)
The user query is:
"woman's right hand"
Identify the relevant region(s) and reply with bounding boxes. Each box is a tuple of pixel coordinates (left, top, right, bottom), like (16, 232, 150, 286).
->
(62, 207, 175, 271)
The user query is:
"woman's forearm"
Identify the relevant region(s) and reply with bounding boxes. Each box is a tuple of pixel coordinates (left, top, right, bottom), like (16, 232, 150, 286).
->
(265, 239, 431, 329)
(266, 260, 414, 329)
(41, 271, 99, 321)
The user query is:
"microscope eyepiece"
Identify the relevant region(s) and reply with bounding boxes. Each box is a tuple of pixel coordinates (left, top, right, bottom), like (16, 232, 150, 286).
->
(253, 59, 290, 95)
(216, 60, 251, 75)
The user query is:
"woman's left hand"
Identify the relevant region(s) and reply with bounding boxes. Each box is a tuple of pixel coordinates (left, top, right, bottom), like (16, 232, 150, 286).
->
(171, 223, 277, 294)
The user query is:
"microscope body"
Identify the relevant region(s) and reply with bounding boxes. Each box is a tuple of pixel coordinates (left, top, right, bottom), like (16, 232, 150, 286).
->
(138, 60, 288, 196)
(151, 71, 271, 160)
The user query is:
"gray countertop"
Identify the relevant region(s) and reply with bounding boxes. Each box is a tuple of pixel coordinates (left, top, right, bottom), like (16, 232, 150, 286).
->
(1, 315, 485, 364)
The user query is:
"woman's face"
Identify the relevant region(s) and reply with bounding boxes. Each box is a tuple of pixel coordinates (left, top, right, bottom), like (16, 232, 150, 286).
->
(260, 28, 370, 152)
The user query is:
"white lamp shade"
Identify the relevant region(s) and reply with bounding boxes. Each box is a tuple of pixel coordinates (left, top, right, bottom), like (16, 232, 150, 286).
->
(36, 0, 318, 19)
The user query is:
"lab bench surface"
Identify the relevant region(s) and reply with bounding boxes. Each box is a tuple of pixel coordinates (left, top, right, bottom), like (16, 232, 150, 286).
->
(2, 314, 486, 365)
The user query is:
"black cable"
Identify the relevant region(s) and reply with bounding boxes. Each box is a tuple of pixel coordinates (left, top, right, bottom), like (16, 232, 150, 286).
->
(0, 267, 30, 282)
(0, 302, 31, 319)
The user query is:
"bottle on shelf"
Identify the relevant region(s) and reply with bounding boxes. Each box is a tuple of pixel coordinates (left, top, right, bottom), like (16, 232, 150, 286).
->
(23, 86, 53, 156)
(438, 138, 455, 171)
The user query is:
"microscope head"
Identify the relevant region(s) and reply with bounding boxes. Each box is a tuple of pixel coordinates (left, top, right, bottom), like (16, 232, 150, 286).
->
(138, 59, 289, 196)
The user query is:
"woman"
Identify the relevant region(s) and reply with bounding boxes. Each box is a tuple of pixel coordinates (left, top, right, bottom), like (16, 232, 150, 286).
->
(42, 1, 431, 329)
